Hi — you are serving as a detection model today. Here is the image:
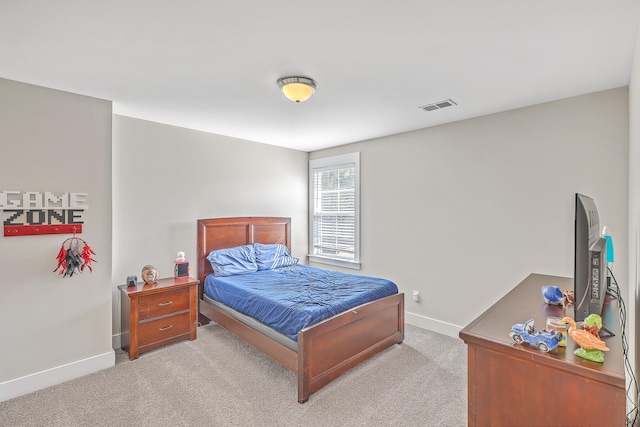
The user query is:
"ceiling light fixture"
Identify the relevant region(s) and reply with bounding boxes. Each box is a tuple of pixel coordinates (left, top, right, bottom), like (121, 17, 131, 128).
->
(277, 76, 318, 102)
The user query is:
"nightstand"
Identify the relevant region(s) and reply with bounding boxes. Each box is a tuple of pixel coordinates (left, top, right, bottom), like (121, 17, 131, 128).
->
(119, 277, 199, 360)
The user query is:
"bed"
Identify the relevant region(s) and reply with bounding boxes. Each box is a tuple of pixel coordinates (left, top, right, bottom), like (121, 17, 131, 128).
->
(197, 216, 405, 403)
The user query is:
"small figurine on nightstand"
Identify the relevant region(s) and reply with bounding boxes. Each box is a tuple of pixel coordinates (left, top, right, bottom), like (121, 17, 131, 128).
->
(141, 265, 159, 284)
(174, 251, 189, 278)
(560, 317, 609, 362)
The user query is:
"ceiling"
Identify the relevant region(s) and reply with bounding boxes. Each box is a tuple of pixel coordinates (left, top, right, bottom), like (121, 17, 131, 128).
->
(2, 1, 640, 152)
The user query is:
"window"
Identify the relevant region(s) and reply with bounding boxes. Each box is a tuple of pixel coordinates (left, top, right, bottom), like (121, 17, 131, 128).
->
(308, 153, 360, 269)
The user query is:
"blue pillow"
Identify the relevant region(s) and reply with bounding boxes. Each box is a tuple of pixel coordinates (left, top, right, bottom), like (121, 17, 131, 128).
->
(207, 244, 257, 277)
(254, 243, 299, 270)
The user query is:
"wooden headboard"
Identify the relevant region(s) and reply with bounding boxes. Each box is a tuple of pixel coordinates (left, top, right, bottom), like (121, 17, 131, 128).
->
(196, 217, 292, 297)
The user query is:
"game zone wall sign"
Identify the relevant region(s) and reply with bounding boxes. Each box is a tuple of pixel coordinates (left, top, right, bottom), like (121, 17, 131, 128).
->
(2, 191, 87, 236)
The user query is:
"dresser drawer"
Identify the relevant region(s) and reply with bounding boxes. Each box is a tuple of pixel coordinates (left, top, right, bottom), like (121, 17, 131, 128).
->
(138, 288, 190, 320)
(138, 311, 191, 347)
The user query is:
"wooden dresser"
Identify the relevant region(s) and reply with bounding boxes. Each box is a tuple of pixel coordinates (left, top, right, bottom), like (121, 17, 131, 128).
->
(459, 273, 625, 427)
(119, 277, 199, 360)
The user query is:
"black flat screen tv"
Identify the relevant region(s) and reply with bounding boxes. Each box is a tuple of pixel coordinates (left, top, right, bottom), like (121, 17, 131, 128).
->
(574, 193, 607, 322)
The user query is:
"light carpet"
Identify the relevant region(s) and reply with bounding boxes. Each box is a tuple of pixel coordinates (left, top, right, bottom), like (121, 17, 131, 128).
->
(0, 324, 467, 427)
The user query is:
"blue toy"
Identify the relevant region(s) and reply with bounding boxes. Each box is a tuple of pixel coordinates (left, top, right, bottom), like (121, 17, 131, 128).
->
(541, 285, 564, 305)
(509, 319, 562, 353)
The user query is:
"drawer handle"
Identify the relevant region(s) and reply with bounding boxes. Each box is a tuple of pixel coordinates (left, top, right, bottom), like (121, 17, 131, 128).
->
(159, 325, 173, 331)
(158, 301, 173, 307)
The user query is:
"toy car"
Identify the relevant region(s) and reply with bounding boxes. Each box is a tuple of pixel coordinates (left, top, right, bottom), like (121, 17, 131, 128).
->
(509, 319, 562, 352)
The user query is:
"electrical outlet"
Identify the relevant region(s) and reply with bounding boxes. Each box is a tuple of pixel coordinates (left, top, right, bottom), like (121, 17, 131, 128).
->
(412, 290, 420, 302)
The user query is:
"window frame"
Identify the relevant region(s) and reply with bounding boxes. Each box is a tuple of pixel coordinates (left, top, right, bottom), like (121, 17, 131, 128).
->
(308, 152, 361, 270)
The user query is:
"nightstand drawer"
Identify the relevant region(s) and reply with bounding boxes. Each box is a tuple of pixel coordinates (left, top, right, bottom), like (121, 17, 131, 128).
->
(138, 311, 191, 347)
(138, 288, 189, 320)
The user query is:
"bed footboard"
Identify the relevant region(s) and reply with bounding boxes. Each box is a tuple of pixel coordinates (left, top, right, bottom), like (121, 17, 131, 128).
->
(297, 292, 404, 403)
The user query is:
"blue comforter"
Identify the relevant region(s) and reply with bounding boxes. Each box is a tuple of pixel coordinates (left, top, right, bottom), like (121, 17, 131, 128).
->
(204, 264, 398, 341)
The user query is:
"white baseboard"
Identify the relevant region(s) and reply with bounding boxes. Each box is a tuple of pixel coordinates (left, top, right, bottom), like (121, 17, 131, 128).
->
(405, 311, 463, 339)
(112, 333, 121, 350)
(0, 350, 115, 403)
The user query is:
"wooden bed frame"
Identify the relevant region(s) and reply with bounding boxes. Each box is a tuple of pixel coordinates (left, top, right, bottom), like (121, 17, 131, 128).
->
(196, 216, 404, 403)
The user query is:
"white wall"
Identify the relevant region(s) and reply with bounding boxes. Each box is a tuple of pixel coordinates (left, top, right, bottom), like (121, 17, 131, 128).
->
(0, 79, 114, 401)
(311, 88, 629, 336)
(630, 26, 640, 403)
(111, 116, 308, 342)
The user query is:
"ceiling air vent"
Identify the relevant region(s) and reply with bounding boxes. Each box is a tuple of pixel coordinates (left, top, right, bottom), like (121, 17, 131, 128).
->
(418, 99, 457, 112)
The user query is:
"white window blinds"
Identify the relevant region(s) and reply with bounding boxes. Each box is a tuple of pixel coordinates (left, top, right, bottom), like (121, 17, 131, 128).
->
(309, 153, 360, 268)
